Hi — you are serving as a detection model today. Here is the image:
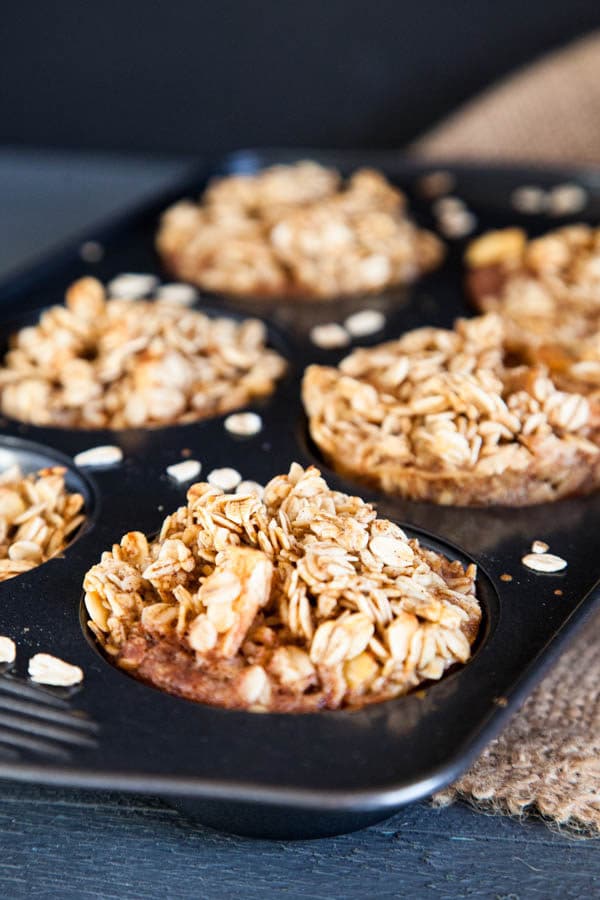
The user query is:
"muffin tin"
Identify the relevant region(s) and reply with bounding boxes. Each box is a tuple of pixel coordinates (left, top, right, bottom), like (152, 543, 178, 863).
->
(0, 150, 599, 839)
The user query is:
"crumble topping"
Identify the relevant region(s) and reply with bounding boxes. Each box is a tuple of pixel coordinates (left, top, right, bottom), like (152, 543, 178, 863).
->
(303, 313, 600, 506)
(83, 464, 480, 712)
(0, 277, 286, 429)
(157, 162, 443, 300)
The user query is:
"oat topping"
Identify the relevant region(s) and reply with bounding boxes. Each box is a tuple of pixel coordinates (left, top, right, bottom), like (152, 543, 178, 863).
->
(465, 225, 600, 401)
(521, 553, 567, 573)
(28, 653, 84, 687)
(0, 465, 85, 582)
(0, 636, 16, 664)
(235, 480, 264, 499)
(83, 463, 480, 712)
(74, 446, 123, 468)
(0, 277, 286, 429)
(207, 467, 242, 492)
(310, 323, 350, 349)
(302, 313, 600, 506)
(166, 459, 202, 484)
(224, 411, 263, 437)
(156, 162, 444, 300)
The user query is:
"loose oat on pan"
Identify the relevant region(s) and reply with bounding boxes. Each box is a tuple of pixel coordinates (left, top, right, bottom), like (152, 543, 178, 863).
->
(0, 465, 85, 581)
(465, 225, 600, 401)
(302, 314, 600, 506)
(0, 277, 286, 429)
(83, 464, 480, 712)
(156, 162, 444, 300)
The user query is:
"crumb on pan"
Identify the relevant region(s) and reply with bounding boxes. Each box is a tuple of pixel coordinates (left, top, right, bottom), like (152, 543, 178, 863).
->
(156, 162, 444, 300)
(302, 313, 600, 506)
(0, 464, 85, 582)
(83, 463, 480, 712)
(0, 277, 286, 429)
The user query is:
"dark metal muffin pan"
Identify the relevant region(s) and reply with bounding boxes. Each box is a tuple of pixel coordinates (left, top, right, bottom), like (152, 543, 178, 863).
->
(0, 150, 599, 839)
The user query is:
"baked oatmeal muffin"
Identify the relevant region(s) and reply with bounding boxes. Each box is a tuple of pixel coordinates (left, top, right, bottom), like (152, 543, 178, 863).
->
(84, 464, 480, 712)
(156, 162, 444, 300)
(0, 277, 286, 429)
(303, 314, 600, 506)
(0, 464, 84, 581)
(465, 225, 600, 400)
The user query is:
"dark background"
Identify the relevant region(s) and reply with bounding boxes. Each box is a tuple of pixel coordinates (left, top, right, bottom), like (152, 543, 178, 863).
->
(1, 0, 599, 155)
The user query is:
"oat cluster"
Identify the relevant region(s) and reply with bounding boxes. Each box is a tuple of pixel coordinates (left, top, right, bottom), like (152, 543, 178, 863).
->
(0, 277, 286, 429)
(466, 225, 600, 401)
(303, 314, 600, 506)
(83, 464, 480, 712)
(157, 162, 443, 300)
(0, 465, 85, 582)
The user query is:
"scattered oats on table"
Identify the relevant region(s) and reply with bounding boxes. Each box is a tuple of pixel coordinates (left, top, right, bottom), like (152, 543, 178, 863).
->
(302, 312, 600, 506)
(0, 465, 85, 582)
(156, 161, 444, 300)
(0, 276, 286, 429)
(83, 463, 480, 712)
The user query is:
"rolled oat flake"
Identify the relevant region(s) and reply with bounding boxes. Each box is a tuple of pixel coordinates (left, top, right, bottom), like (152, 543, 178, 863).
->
(0, 635, 16, 664)
(28, 653, 84, 687)
(166, 459, 202, 483)
(344, 309, 386, 338)
(310, 323, 350, 349)
(74, 445, 123, 467)
(224, 411, 263, 437)
(522, 553, 567, 573)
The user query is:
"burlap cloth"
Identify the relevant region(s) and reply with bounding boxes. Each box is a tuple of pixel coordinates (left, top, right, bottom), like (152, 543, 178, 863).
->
(410, 31, 600, 834)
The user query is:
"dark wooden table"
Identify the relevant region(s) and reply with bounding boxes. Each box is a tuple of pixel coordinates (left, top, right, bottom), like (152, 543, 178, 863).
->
(0, 149, 597, 900)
